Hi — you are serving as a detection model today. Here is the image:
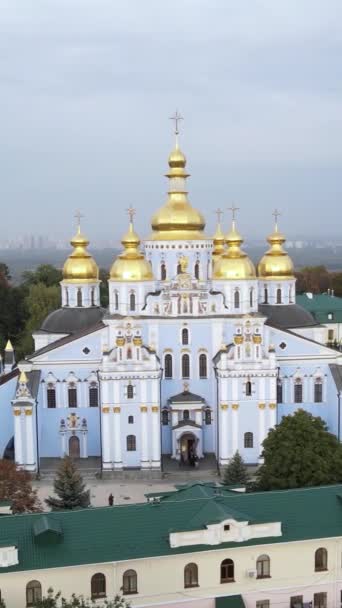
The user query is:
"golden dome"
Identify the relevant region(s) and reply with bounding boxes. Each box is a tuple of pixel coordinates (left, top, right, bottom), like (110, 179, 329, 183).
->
(212, 217, 225, 258)
(150, 141, 205, 241)
(110, 219, 154, 282)
(213, 221, 256, 280)
(63, 226, 99, 283)
(258, 222, 294, 279)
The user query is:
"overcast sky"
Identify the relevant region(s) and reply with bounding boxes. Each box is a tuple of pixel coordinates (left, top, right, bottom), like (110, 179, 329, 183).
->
(1, 0, 342, 245)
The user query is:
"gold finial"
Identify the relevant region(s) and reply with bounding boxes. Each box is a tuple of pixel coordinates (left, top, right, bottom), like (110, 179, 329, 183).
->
(5, 340, 13, 351)
(74, 210, 84, 232)
(19, 370, 28, 384)
(215, 208, 224, 224)
(169, 109, 184, 137)
(273, 208, 281, 231)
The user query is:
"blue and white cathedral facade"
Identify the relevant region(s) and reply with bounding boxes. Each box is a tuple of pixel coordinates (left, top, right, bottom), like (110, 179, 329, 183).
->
(1, 133, 342, 473)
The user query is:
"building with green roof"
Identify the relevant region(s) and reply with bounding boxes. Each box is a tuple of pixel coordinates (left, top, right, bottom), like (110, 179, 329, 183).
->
(297, 292, 342, 346)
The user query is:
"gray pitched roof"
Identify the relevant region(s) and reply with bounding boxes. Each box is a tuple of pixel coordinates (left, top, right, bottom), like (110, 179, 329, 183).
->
(259, 303, 317, 329)
(168, 390, 206, 404)
(40, 307, 106, 335)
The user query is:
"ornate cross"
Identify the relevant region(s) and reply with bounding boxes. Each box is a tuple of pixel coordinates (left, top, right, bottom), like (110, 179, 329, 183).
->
(214, 208, 224, 224)
(127, 206, 136, 223)
(170, 110, 184, 135)
(228, 204, 239, 221)
(273, 208, 281, 225)
(74, 210, 84, 230)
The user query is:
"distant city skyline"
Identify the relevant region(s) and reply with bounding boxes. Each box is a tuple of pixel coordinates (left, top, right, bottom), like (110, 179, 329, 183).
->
(1, 1, 342, 242)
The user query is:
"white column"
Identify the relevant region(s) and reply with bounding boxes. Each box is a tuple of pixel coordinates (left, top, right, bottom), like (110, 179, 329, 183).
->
(13, 409, 24, 466)
(171, 410, 178, 426)
(140, 407, 149, 468)
(269, 404, 277, 429)
(269, 376, 277, 404)
(232, 406, 239, 453)
(101, 407, 111, 469)
(151, 406, 161, 469)
(219, 405, 229, 464)
(195, 409, 202, 426)
(81, 432, 87, 458)
(113, 407, 122, 469)
(60, 432, 67, 456)
(25, 408, 36, 471)
(56, 381, 63, 408)
(259, 377, 266, 403)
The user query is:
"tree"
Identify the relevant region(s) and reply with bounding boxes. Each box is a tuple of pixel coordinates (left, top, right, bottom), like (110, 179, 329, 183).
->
(0, 459, 41, 513)
(221, 450, 248, 485)
(18, 282, 60, 355)
(22, 264, 62, 288)
(255, 409, 342, 491)
(45, 456, 90, 511)
(31, 588, 131, 607)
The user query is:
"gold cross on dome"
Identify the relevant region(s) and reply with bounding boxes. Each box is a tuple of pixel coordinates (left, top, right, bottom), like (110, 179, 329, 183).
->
(273, 208, 281, 224)
(126, 206, 136, 223)
(214, 208, 224, 223)
(74, 210, 84, 230)
(228, 204, 239, 221)
(170, 110, 184, 136)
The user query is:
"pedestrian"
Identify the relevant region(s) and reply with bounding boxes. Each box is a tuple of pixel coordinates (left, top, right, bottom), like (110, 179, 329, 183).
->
(108, 493, 114, 506)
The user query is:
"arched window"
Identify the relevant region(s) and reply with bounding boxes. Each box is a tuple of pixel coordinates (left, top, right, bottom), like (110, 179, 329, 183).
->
(91, 573, 106, 599)
(127, 384, 134, 399)
(128, 415, 134, 424)
(26, 581, 42, 607)
(315, 548, 328, 572)
(184, 563, 198, 588)
(77, 288, 82, 307)
(164, 354, 173, 379)
(91, 288, 95, 306)
(182, 328, 189, 345)
(249, 288, 254, 308)
(244, 432, 253, 448)
(182, 354, 190, 379)
(177, 262, 182, 274)
(47, 383, 56, 409)
(314, 378, 323, 403)
(220, 559, 234, 583)
(89, 382, 99, 407)
(129, 292, 136, 311)
(289, 285, 294, 303)
(68, 383, 77, 408)
(294, 378, 303, 403)
(276, 288, 282, 304)
(127, 435, 136, 451)
(199, 353, 207, 379)
(161, 263, 167, 280)
(264, 287, 268, 304)
(162, 409, 169, 425)
(246, 380, 252, 396)
(194, 262, 200, 280)
(122, 569, 137, 594)
(65, 287, 69, 306)
(256, 554, 270, 579)
(183, 409, 190, 420)
(114, 290, 119, 310)
(277, 379, 283, 404)
(234, 290, 240, 309)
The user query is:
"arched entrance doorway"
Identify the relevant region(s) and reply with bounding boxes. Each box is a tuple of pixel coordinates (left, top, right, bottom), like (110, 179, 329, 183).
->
(180, 433, 197, 465)
(69, 435, 80, 459)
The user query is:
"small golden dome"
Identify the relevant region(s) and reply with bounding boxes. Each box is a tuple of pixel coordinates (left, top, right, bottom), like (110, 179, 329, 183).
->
(212, 219, 225, 258)
(258, 223, 294, 279)
(110, 220, 154, 282)
(213, 222, 256, 280)
(150, 141, 205, 241)
(63, 226, 99, 283)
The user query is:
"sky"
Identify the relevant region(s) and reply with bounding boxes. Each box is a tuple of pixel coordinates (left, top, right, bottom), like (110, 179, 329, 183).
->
(0, 0, 342, 245)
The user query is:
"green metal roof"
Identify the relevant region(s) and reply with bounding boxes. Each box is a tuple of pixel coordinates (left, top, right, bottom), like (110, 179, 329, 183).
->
(297, 294, 342, 324)
(216, 595, 245, 608)
(2, 484, 342, 573)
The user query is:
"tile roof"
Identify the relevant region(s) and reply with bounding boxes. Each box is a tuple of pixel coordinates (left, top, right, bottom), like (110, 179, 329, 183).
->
(2, 484, 342, 573)
(297, 294, 342, 324)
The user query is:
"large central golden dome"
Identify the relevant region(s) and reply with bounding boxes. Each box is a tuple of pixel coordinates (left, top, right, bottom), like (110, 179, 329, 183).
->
(63, 227, 99, 283)
(213, 222, 256, 280)
(110, 218, 154, 282)
(258, 222, 294, 279)
(150, 142, 205, 240)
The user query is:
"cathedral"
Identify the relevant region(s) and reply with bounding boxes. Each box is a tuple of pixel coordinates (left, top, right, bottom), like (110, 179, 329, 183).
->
(1, 127, 342, 474)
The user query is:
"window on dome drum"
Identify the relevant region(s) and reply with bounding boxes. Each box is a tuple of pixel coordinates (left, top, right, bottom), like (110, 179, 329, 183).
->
(249, 288, 254, 308)
(256, 554, 270, 578)
(127, 384, 134, 399)
(264, 287, 268, 304)
(26, 581, 42, 607)
(129, 292, 136, 311)
(290, 596, 303, 608)
(194, 262, 200, 279)
(114, 290, 119, 310)
(234, 290, 240, 309)
(244, 432, 253, 448)
(47, 384, 56, 409)
(65, 287, 69, 306)
(89, 383, 99, 407)
(91, 573, 106, 599)
(68, 384, 77, 408)
(184, 563, 198, 588)
(164, 354, 173, 379)
(161, 263, 167, 280)
(246, 380, 252, 396)
(128, 415, 134, 424)
(182, 328, 189, 345)
(199, 353, 207, 378)
(91, 288, 95, 306)
(314, 378, 323, 403)
(122, 569, 137, 594)
(256, 602, 270, 608)
(77, 289, 83, 307)
(328, 329, 334, 341)
(126, 435, 136, 451)
(205, 409, 212, 425)
(220, 558, 234, 583)
(294, 379, 303, 403)
(182, 354, 190, 379)
(315, 547, 328, 572)
(177, 263, 182, 274)
(314, 593, 327, 608)
(277, 379, 283, 404)
(162, 409, 169, 425)
(276, 288, 282, 304)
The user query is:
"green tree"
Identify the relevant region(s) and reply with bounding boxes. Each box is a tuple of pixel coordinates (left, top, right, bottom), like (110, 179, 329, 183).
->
(45, 456, 90, 511)
(0, 459, 41, 513)
(255, 409, 342, 491)
(18, 282, 60, 355)
(221, 450, 248, 485)
(31, 588, 131, 607)
(99, 268, 109, 307)
(22, 264, 62, 288)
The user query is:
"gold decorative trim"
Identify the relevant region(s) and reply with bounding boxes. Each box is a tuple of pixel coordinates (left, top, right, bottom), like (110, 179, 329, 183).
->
(220, 403, 229, 410)
(140, 406, 148, 413)
(102, 406, 110, 414)
(151, 406, 159, 413)
(269, 403, 277, 410)
(232, 403, 239, 410)
(113, 407, 121, 413)
(234, 335, 244, 345)
(25, 409, 33, 416)
(13, 409, 21, 416)
(258, 403, 266, 410)
(253, 335, 262, 344)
